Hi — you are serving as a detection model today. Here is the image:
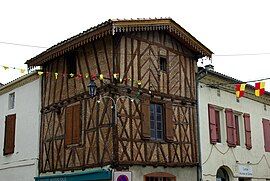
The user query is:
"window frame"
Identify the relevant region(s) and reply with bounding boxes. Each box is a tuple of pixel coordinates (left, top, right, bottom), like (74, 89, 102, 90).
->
(262, 118, 270, 152)
(150, 103, 164, 141)
(234, 114, 240, 146)
(208, 104, 223, 144)
(159, 56, 167, 73)
(215, 109, 221, 143)
(65, 52, 77, 78)
(8, 92, 15, 110)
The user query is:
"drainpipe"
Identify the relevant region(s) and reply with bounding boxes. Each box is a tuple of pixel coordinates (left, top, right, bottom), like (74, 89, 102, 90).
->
(196, 67, 208, 181)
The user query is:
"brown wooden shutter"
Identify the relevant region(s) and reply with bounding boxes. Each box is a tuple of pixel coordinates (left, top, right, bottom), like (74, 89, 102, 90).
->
(262, 119, 270, 152)
(4, 114, 16, 155)
(141, 97, 150, 139)
(65, 106, 73, 145)
(225, 108, 236, 147)
(243, 113, 252, 150)
(208, 104, 217, 144)
(72, 104, 81, 144)
(165, 101, 174, 141)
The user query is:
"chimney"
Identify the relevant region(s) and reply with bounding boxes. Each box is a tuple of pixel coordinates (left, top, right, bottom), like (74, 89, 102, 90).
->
(204, 64, 214, 71)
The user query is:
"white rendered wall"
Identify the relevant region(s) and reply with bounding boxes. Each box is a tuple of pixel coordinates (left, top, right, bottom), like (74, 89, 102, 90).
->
(0, 78, 41, 181)
(199, 83, 270, 181)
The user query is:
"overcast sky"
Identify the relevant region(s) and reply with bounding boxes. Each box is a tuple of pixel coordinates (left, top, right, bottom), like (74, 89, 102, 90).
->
(1, 0, 270, 90)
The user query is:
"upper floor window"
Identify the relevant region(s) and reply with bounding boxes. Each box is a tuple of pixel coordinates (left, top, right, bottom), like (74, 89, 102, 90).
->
(208, 104, 221, 144)
(65, 52, 77, 78)
(209, 105, 252, 149)
(225, 109, 251, 149)
(4, 114, 16, 155)
(234, 115, 240, 146)
(243, 113, 252, 150)
(150, 103, 164, 140)
(141, 98, 174, 142)
(159, 57, 167, 72)
(65, 103, 81, 146)
(262, 118, 270, 152)
(8, 92, 15, 110)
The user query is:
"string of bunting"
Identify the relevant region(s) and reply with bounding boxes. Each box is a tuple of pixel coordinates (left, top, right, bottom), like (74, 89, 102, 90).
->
(1, 64, 267, 98)
(1, 65, 26, 74)
(38, 70, 268, 98)
(235, 82, 266, 98)
(36, 71, 142, 85)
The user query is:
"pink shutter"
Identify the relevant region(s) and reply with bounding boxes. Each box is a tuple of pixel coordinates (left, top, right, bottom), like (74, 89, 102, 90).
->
(225, 108, 236, 147)
(208, 104, 217, 144)
(243, 113, 252, 149)
(262, 119, 270, 152)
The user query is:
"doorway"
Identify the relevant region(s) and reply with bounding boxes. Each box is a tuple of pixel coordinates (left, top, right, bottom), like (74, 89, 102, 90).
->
(216, 167, 230, 181)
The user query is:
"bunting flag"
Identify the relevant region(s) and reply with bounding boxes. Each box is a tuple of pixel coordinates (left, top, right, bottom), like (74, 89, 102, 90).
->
(255, 82, 265, 96)
(35, 71, 142, 85)
(1, 65, 26, 74)
(235, 83, 246, 98)
(54, 73, 59, 79)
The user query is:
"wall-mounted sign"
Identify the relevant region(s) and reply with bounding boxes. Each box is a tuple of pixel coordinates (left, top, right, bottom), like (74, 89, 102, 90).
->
(237, 164, 253, 178)
(113, 171, 132, 181)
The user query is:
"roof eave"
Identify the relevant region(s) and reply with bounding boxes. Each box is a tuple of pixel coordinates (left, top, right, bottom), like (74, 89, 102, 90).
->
(26, 18, 213, 66)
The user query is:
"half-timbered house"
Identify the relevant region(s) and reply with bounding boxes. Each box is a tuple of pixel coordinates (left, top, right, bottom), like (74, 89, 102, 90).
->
(26, 18, 213, 181)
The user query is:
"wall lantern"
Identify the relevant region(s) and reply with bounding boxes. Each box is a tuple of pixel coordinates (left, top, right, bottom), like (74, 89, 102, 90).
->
(88, 80, 97, 98)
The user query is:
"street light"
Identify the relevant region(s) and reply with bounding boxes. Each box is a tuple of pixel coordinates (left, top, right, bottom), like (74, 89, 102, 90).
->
(96, 95, 135, 168)
(88, 80, 97, 98)
(96, 95, 135, 124)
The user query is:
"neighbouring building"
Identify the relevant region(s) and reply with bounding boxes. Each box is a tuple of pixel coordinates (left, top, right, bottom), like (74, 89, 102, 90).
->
(26, 18, 213, 181)
(198, 67, 270, 181)
(0, 72, 41, 181)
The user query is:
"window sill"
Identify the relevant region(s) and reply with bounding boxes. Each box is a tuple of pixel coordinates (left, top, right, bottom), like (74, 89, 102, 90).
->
(65, 142, 83, 148)
(148, 139, 166, 144)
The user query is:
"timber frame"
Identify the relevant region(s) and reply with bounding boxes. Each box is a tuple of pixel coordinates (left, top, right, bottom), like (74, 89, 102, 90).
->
(26, 18, 213, 173)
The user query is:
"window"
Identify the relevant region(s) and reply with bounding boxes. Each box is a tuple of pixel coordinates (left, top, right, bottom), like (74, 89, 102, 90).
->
(234, 115, 240, 145)
(8, 92, 15, 109)
(4, 114, 16, 155)
(208, 104, 221, 144)
(225, 109, 250, 148)
(217, 89, 221, 97)
(159, 57, 167, 72)
(262, 119, 270, 152)
(150, 103, 164, 140)
(145, 172, 176, 181)
(141, 99, 173, 141)
(215, 110, 221, 142)
(225, 108, 236, 147)
(243, 114, 252, 149)
(65, 52, 77, 78)
(65, 103, 81, 146)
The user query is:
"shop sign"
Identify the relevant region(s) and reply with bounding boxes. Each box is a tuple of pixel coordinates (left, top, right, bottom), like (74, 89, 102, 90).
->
(237, 164, 253, 177)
